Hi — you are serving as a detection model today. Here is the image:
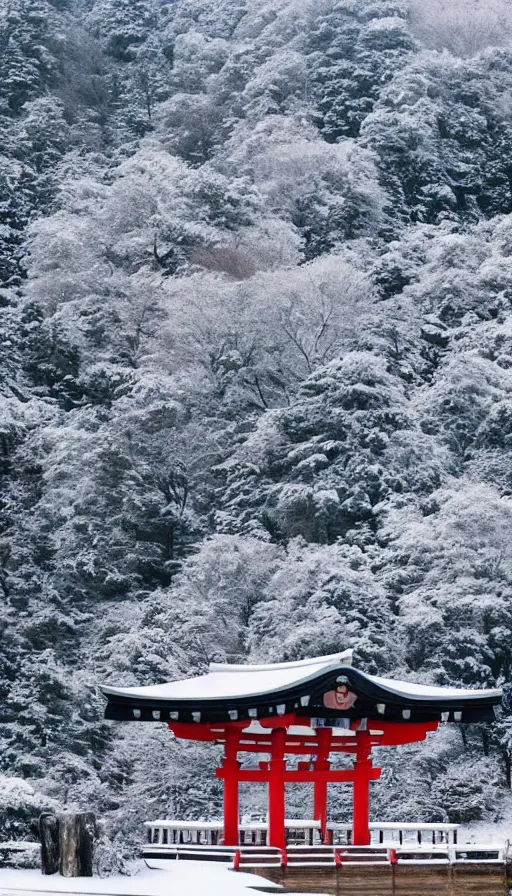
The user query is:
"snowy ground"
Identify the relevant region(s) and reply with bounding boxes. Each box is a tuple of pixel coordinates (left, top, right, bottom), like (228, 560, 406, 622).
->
(459, 791, 512, 846)
(459, 820, 512, 846)
(3, 819, 512, 896)
(0, 861, 282, 896)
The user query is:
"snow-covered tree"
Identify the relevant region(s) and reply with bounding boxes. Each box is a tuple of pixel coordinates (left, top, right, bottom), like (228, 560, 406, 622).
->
(4, 0, 512, 858)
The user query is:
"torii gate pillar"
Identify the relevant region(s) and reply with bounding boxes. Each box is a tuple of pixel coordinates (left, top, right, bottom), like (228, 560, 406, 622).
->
(352, 731, 372, 846)
(222, 729, 240, 846)
(268, 728, 286, 850)
(313, 728, 332, 842)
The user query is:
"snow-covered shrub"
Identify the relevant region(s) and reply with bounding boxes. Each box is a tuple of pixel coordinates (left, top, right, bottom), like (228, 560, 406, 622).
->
(430, 757, 501, 824)
(0, 775, 59, 841)
(93, 824, 133, 877)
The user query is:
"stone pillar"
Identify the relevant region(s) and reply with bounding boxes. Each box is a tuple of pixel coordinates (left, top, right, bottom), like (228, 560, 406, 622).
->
(39, 813, 60, 875)
(59, 812, 96, 877)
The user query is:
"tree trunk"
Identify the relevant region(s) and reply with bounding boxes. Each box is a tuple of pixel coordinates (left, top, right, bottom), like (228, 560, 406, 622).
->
(39, 813, 59, 875)
(503, 747, 511, 789)
(59, 812, 96, 877)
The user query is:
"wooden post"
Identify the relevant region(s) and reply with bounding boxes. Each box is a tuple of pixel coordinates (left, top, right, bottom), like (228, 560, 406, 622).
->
(222, 729, 240, 846)
(314, 728, 331, 843)
(39, 813, 59, 875)
(268, 728, 286, 850)
(352, 732, 372, 846)
(59, 812, 96, 877)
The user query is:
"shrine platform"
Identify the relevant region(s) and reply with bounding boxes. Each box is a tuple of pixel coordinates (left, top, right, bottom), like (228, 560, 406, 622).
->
(242, 858, 510, 896)
(143, 820, 511, 895)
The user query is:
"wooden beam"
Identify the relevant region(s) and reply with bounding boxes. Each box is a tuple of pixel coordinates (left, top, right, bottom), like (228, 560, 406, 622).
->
(215, 767, 381, 783)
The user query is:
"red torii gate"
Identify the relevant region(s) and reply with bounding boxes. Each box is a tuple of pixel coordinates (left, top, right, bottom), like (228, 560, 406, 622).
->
(102, 651, 502, 848)
(169, 715, 438, 847)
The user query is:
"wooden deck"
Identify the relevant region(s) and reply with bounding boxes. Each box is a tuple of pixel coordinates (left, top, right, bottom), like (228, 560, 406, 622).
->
(248, 863, 510, 896)
(143, 842, 512, 896)
(237, 844, 510, 895)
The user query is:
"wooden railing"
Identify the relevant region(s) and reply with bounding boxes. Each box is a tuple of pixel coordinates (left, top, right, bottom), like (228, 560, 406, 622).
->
(328, 821, 460, 846)
(144, 818, 321, 847)
(145, 819, 466, 851)
(232, 843, 508, 868)
(143, 841, 509, 869)
(144, 818, 512, 869)
(145, 820, 222, 846)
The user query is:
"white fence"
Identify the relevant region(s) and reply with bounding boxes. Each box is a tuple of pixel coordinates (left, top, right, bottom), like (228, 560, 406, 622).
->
(328, 821, 460, 846)
(143, 840, 509, 868)
(145, 819, 460, 849)
(144, 818, 321, 847)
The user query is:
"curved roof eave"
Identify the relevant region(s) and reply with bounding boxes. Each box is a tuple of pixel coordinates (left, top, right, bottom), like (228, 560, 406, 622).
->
(101, 652, 502, 709)
(102, 651, 354, 702)
(366, 672, 502, 703)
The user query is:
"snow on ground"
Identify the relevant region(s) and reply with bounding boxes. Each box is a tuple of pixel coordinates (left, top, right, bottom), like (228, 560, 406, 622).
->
(0, 861, 282, 896)
(460, 790, 512, 846)
(460, 820, 512, 846)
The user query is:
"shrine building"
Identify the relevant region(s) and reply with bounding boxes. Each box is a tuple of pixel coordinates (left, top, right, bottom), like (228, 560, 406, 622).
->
(102, 651, 502, 850)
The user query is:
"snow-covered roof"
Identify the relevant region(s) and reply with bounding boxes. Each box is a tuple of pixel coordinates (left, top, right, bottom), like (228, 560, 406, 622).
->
(103, 651, 353, 702)
(103, 650, 502, 726)
(367, 673, 501, 702)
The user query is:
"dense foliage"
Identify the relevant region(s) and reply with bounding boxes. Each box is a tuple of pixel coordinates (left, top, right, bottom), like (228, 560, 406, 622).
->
(2, 0, 512, 859)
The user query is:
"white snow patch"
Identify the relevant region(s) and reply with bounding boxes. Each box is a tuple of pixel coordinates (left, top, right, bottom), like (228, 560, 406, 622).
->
(0, 861, 282, 896)
(460, 819, 512, 846)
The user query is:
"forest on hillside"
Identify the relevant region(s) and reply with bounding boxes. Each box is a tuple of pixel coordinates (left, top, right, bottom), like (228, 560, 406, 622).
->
(2, 0, 512, 867)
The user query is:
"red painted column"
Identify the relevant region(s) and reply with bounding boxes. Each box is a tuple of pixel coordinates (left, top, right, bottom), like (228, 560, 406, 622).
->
(222, 728, 240, 846)
(313, 728, 332, 843)
(268, 728, 286, 850)
(352, 730, 372, 846)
